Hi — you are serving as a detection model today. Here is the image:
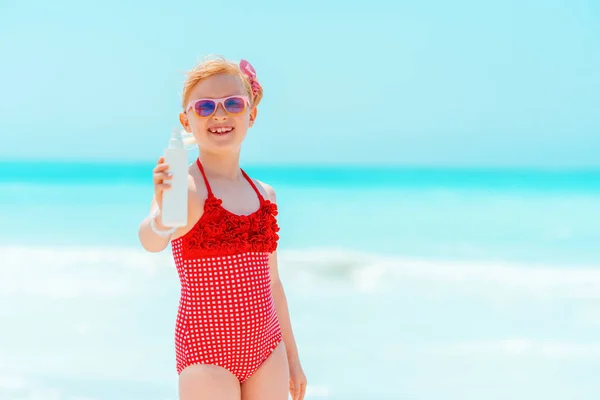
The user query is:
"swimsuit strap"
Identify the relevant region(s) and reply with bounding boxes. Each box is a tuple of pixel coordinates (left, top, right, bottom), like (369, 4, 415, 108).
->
(241, 169, 265, 205)
(196, 158, 263, 204)
(196, 158, 214, 198)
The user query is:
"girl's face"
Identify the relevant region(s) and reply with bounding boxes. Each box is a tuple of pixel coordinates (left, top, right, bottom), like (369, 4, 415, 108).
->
(180, 73, 257, 154)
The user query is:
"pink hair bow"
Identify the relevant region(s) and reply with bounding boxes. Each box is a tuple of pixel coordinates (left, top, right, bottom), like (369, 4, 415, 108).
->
(240, 59, 262, 96)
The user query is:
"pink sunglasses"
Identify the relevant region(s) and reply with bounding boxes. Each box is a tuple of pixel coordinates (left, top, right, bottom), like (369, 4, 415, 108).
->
(186, 95, 250, 118)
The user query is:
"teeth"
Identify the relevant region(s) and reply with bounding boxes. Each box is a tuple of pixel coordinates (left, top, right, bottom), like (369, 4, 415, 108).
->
(210, 127, 232, 133)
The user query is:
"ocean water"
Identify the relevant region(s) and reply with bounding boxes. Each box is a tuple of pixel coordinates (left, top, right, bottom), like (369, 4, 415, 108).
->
(1, 161, 600, 400)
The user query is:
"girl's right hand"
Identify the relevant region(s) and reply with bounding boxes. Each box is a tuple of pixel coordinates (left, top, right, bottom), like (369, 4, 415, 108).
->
(153, 156, 172, 210)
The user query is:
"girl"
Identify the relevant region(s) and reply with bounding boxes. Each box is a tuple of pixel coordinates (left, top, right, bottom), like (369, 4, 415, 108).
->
(138, 56, 307, 400)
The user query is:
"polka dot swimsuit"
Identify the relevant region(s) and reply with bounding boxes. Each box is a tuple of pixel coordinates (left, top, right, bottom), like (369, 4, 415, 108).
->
(170, 158, 282, 382)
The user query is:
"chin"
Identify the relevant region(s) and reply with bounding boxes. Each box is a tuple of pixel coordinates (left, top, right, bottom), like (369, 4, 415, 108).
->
(203, 133, 244, 152)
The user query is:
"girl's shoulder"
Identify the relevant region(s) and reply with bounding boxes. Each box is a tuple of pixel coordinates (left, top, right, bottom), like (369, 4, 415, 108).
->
(253, 179, 277, 203)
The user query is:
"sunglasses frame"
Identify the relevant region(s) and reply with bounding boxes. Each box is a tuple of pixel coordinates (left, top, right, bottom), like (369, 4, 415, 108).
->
(186, 95, 250, 118)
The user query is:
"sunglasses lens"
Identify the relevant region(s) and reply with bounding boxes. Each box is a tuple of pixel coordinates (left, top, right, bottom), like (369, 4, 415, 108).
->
(194, 100, 216, 117)
(224, 97, 246, 114)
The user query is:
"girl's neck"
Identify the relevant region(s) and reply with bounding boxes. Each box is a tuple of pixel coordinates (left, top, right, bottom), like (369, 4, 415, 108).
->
(198, 149, 242, 181)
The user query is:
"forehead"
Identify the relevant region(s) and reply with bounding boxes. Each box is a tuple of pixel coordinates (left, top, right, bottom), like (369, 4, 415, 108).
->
(188, 73, 246, 100)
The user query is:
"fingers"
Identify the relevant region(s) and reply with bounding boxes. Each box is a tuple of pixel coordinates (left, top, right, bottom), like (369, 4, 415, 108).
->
(289, 380, 305, 400)
(153, 162, 169, 175)
(153, 157, 171, 189)
(153, 172, 172, 192)
(153, 171, 172, 185)
(299, 381, 306, 400)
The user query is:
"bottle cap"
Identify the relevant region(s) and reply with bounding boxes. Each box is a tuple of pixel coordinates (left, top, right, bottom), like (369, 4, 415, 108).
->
(168, 127, 184, 149)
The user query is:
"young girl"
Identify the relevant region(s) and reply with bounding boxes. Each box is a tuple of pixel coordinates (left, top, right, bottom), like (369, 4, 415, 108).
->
(138, 56, 307, 400)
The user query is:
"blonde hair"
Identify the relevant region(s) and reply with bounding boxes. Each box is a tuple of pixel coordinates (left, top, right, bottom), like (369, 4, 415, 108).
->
(181, 55, 264, 110)
(180, 55, 264, 148)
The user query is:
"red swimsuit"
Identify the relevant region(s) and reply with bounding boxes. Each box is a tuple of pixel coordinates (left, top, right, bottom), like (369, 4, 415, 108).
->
(170, 159, 282, 382)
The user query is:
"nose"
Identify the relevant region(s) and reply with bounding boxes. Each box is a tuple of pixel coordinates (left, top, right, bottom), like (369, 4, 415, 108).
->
(212, 103, 228, 122)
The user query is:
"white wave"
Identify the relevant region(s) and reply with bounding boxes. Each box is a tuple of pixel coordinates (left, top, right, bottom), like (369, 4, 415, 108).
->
(279, 247, 600, 298)
(2, 245, 600, 299)
(0, 373, 27, 391)
(305, 385, 330, 398)
(424, 339, 600, 359)
(0, 372, 90, 400)
(0, 245, 174, 298)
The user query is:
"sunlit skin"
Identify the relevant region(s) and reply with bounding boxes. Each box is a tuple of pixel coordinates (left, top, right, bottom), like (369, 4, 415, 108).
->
(138, 70, 306, 400)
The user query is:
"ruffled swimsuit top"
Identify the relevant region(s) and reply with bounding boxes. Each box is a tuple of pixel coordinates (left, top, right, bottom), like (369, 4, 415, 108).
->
(171, 158, 280, 259)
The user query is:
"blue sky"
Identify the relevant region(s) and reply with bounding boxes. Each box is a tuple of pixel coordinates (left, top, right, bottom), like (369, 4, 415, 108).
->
(0, 0, 598, 167)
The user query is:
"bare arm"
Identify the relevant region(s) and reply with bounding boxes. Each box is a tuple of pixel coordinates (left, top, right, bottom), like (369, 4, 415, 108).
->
(260, 182, 300, 360)
(137, 198, 173, 253)
(262, 184, 302, 362)
(263, 182, 307, 400)
(137, 157, 196, 253)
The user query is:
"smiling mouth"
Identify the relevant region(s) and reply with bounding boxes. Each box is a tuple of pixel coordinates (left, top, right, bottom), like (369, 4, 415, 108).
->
(208, 126, 234, 135)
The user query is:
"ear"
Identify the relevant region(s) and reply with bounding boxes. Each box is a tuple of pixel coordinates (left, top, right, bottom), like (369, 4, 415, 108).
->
(249, 107, 258, 127)
(179, 112, 192, 132)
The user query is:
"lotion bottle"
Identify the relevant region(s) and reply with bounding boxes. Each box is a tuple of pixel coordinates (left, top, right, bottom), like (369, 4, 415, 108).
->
(161, 128, 188, 227)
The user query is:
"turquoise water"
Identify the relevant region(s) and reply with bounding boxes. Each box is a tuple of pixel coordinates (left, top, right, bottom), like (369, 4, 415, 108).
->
(1, 162, 600, 399)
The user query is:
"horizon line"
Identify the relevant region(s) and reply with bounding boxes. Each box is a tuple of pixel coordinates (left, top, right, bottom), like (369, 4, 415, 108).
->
(2, 159, 600, 172)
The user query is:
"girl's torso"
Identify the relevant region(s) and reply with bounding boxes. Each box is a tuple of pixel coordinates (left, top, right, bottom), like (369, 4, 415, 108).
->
(169, 158, 282, 379)
(170, 158, 280, 259)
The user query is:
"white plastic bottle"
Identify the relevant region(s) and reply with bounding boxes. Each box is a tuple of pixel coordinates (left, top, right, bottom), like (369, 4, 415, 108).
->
(161, 128, 188, 227)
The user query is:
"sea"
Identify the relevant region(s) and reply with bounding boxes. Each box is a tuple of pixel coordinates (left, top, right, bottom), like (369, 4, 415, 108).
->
(1, 160, 600, 400)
